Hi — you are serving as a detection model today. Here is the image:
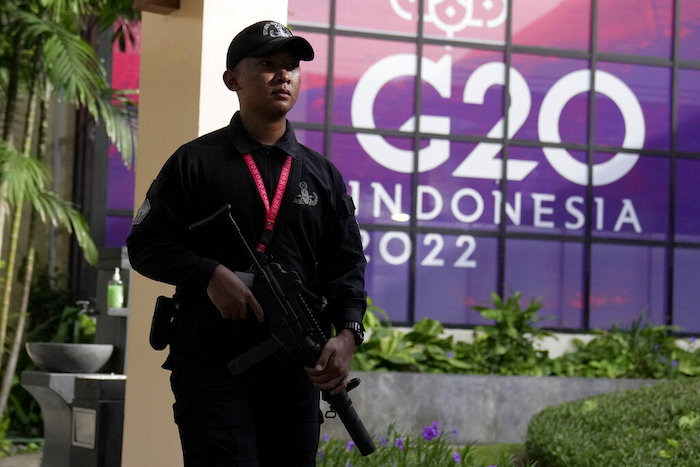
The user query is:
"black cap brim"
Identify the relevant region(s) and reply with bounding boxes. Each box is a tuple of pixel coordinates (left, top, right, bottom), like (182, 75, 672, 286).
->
(227, 36, 314, 70)
(249, 36, 314, 62)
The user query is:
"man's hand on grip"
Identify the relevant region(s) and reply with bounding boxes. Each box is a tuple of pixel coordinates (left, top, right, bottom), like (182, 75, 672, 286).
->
(207, 264, 264, 321)
(305, 329, 355, 395)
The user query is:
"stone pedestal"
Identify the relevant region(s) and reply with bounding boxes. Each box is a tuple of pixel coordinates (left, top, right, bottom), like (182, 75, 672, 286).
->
(20, 372, 126, 467)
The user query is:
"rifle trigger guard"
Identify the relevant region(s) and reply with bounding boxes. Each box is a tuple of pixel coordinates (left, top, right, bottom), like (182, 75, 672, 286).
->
(324, 409, 337, 419)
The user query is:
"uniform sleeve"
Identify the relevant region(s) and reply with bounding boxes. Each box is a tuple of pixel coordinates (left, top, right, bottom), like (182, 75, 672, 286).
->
(317, 166, 367, 332)
(126, 149, 220, 292)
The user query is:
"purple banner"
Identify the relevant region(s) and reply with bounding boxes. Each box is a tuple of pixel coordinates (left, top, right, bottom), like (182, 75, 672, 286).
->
(290, 0, 700, 332)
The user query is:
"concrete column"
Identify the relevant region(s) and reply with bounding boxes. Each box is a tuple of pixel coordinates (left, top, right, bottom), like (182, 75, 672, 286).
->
(122, 1, 287, 465)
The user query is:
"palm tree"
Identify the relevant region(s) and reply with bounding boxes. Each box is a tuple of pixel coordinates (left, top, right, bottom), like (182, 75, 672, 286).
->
(0, 0, 139, 423)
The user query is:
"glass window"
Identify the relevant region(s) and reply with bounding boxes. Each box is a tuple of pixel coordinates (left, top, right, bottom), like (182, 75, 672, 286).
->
(512, 0, 591, 50)
(105, 20, 138, 249)
(287, 32, 328, 124)
(417, 139, 501, 232)
(506, 146, 588, 236)
(362, 229, 410, 323)
(332, 132, 413, 226)
(592, 154, 669, 241)
(422, 0, 507, 44)
(589, 244, 667, 329)
(677, 69, 700, 153)
(105, 217, 132, 248)
(596, 62, 671, 151)
(673, 248, 700, 334)
(422, 45, 504, 140)
(284, 0, 700, 334)
(107, 144, 135, 211)
(337, 0, 418, 35)
(510, 54, 590, 146)
(675, 157, 700, 243)
(415, 234, 498, 326)
(505, 239, 585, 329)
(679, 0, 700, 61)
(288, 0, 330, 26)
(332, 37, 416, 128)
(293, 129, 325, 155)
(598, 0, 673, 58)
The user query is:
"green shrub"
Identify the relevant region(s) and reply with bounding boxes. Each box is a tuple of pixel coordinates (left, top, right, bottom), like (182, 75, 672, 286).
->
(526, 379, 700, 466)
(471, 291, 552, 376)
(352, 299, 476, 374)
(550, 316, 696, 379)
(353, 293, 700, 380)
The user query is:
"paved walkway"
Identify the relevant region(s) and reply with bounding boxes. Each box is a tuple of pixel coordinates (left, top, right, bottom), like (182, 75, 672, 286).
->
(0, 452, 41, 467)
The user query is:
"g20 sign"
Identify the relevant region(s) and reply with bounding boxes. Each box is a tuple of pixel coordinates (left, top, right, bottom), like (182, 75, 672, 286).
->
(344, 52, 650, 276)
(351, 54, 644, 186)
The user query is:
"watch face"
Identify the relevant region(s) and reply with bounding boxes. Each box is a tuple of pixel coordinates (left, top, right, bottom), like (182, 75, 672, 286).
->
(345, 321, 364, 345)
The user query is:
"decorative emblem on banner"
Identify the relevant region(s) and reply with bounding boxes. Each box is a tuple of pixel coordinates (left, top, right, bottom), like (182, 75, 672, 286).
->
(390, 0, 507, 37)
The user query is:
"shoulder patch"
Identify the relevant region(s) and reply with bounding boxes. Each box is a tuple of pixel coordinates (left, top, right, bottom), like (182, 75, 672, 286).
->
(133, 198, 151, 225)
(342, 194, 356, 216)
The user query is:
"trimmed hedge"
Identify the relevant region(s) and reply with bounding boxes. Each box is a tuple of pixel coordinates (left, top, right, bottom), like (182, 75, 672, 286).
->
(526, 379, 700, 466)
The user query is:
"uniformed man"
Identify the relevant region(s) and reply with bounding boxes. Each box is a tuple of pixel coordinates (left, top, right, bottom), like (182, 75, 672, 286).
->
(127, 20, 367, 466)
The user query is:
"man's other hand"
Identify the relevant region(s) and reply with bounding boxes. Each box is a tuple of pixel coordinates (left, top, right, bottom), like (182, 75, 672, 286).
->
(305, 329, 355, 395)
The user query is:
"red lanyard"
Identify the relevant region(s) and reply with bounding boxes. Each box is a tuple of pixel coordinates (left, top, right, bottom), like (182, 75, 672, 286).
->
(243, 153, 292, 253)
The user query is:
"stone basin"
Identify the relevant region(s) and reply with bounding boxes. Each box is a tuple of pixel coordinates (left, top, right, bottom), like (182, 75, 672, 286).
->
(25, 342, 114, 373)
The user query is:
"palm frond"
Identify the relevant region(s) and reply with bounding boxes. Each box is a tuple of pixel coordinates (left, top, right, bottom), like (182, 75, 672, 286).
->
(97, 88, 137, 167)
(29, 191, 98, 265)
(11, 6, 136, 164)
(0, 140, 97, 265)
(39, 0, 93, 22)
(0, 140, 51, 205)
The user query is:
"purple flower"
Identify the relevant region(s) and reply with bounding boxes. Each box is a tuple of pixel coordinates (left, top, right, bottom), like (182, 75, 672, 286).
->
(452, 428, 458, 436)
(422, 421, 440, 441)
(447, 351, 454, 359)
(379, 436, 388, 447)
(317, 449, 324, 459)
(691, 336, 697, 343)
(660, 357, 666, 363)
(323, 433, 329, 442)
(395, 437, 405, 450)
(453, 451, 461, 463)
(347, 441, 355, 451)
(672, 360, 678, 367)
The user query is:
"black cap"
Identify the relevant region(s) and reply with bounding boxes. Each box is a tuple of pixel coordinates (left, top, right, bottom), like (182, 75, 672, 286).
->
(226, 20, 314, 70)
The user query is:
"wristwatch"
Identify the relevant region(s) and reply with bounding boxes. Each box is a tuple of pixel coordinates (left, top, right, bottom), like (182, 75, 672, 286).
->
(343, 321, 365, 347)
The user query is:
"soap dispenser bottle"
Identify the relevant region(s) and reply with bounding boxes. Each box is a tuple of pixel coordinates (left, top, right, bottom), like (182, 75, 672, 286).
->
(108, 267, 124, 308)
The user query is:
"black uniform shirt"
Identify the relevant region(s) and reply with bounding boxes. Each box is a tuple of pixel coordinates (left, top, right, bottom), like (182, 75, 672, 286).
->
(127, 112, 367, 366)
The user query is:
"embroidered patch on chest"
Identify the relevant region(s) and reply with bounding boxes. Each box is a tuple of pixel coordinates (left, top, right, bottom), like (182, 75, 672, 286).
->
(294, 182, 318, 206)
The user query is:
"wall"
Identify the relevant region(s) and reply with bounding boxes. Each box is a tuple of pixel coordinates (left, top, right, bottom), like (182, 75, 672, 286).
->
(319, 372, 660, 445)
(122, 1, 287, 465)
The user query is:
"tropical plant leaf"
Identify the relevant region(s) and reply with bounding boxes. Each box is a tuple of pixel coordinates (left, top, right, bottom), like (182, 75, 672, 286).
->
(10, 5, 136, 164)
(0, 140, 50, 203)
(29, 190, 97, 265)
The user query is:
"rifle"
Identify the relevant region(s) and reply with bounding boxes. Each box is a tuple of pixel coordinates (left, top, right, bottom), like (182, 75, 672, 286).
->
(189, 204, 376, 456)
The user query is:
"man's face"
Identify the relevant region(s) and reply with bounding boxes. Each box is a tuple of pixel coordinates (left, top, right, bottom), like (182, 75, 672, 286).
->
(225, 47, 302, 120)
